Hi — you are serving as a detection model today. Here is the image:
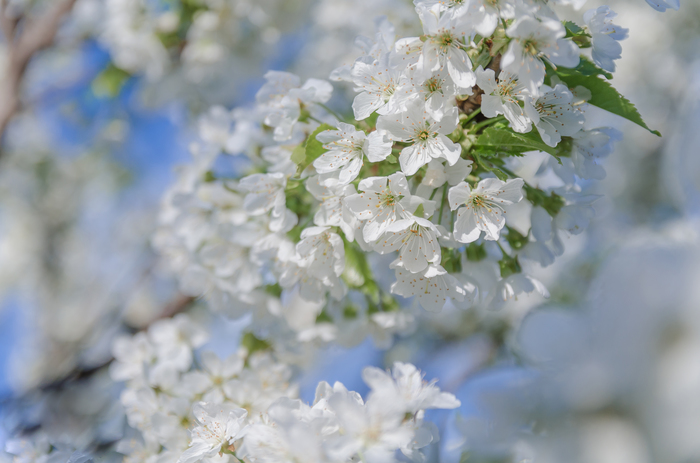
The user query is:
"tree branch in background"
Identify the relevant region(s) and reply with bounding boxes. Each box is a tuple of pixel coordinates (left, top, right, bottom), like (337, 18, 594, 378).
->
(0, 0, 78, 143)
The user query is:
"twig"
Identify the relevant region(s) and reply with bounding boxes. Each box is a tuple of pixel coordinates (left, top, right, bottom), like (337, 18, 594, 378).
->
(0, 0, 78, 144)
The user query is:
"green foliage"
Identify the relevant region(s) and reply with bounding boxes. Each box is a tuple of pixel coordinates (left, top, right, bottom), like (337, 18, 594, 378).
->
(525, 185, 566, 216)
(564, 21, 591, 48)
(505, 226, 529, 250)
(241, 332, 271, 356)
(558, 56, 613, 80)
(476, 128, 559, 157)
(291, 123, 335, 175)
(158, 0, 207, 49)
(264, 284, 283, 298)
(498, 253, 522, 278)
(315, 310, 333, 323)
(489, 25, 510, 57)
(92, 64, 131, 97)
(466, 243, 487, 261)
(551, 68, 661, 136)
(343, 305, 359, 319)
(441, 248, 463, 274)
(414, 203, 425, 218)
(342, 239, 380, 302)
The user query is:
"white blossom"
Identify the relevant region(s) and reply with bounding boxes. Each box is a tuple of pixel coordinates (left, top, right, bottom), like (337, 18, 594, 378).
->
(377, 101, 461, 175)
(476, 66, 531, 133)
(502, 17, 580, 94)
(398, 5, 476, 88)
(448, 178, 524, 243)
(313, 123, 392, 183)
(256, 71, 333, 141)
(362, 362, 461, 413)
(584, 6, 629, 72)
(524, 84, 585, 147)
(178, 403, 248, 463)
(373, 215, 441, 273)
(344, 172, 414, 242)
(351, 53, 405, 120)
(391, 262, 470, 312)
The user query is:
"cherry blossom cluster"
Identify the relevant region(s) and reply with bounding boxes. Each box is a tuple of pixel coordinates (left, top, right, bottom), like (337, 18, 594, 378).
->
(109, 316, 458, 463)
(154, 0, 636, 352)
(97, 0, 312, 96)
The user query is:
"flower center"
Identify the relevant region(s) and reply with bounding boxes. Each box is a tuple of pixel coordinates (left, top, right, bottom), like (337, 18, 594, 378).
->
(424, 77, 442, 94)
(521, 37, 540, 57)
(435, 32, 456, 53)
(380, 191, 398, 208)
(471, 195, 486, 208)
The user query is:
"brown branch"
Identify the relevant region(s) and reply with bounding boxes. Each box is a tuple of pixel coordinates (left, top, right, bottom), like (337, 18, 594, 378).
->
(0, 0, 77, 143)
(458, 52, 502, 116)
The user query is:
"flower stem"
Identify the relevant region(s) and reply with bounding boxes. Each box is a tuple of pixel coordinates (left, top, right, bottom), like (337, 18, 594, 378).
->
(307, 114, 325, 125)
(462, 107, 481, 125)
(471, 115, 506, 132)
(437, 184, 448, 225)
(317, 103, 345, 123)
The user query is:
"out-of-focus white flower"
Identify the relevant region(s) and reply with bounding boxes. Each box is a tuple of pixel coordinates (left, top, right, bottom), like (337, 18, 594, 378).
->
(584, 6, 628, 72)
(362, 362, 461, 413)
(502, 17, 580, 94)
(391, 262, 471, 312)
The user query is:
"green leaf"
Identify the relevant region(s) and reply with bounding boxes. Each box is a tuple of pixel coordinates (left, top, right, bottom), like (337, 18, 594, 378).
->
(525, 185, 566, 216)
(476, 127, 559, 156)
(315, 310, 333, 323)
(291, 123, 335, 174)
(466, 243, 487, 261)
(553, 72, 661, 136)
(563, 21, 585, 37)
(342, 239, 380, 302)
(441, 248, 463, 274)
(92, 63, 131, 97)
(506, 226, 529, 250)
(563, 21, 591, 48)
(490, 25, 509, 57)
(556, 56, 613, 80)
(413, 203, 425, 218)
(241, 332, 271, 356)
(290, 144, 306, 165)
(498, 254, 522, 278)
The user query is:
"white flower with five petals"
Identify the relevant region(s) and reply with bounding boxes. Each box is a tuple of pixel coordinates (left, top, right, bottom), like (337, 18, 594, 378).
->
(344, 172, 414, 242)
(476, 66, 531, 133)
(391, 262, 470, 312)
(377, 101, 461, 175)
(524, 84, 584, 147)
(373, 215, 441, 274)
(313, 123, 392, 184)
(448, 178, 524, 243)
(178, 402, 248, 463)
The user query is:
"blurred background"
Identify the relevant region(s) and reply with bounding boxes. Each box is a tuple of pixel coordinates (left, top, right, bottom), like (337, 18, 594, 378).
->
(0, 0, 699, 462)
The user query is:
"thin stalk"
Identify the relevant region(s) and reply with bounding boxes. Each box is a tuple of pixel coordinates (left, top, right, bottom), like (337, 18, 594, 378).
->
(496, 241, 508, 257)
(471, 115, 506, 132)
(307, 114, 325, 125)
(437, 184, 448, 225)
(461, 107, 481, 125)
(318, 103, 345, 122)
